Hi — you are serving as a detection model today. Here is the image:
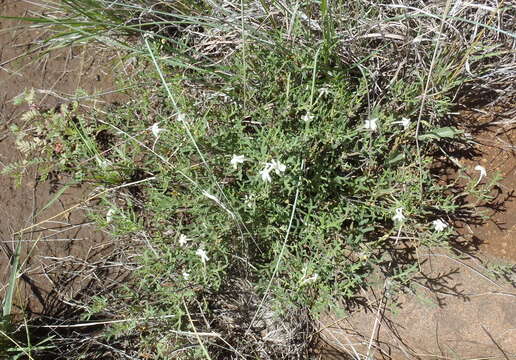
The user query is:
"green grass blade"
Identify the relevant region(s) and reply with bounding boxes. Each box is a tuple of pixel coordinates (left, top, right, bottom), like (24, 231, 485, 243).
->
(2, 240, 21, 320)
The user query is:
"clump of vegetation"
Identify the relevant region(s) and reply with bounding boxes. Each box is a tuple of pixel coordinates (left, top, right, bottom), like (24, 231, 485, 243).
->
(2, 0, 514, 358)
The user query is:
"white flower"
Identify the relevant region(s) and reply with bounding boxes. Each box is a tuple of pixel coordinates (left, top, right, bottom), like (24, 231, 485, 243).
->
(259, 166, 272, 182)
(183, 272, 190, 280)
(318, 87, 330, 96)
(177, 113, 186, 123)
(394, 117, 410, 129)
(392, 207, 406, 222)
(230, 154, 246, 169)
(301, 113, 314, 122)
(474, 165, 487, 179)
(106, 208, 116, 223)
(300, 273, 319, 285)
(244, 194, 255, 209)
(151, 123, 165, 138)
(178, 234, 189, 247)
(364, 118, 378, 131)
(196, 247, 209, 264)
(270, 159, 286, 175)
(432, 219, 448, 232)
(259, 159, 286, 182)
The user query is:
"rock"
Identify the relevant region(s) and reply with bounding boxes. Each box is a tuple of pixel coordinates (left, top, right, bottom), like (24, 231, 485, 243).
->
(318, 249, 516, 360)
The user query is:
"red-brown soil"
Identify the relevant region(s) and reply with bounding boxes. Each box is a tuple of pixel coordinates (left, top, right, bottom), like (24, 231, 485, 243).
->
(1, 1, 123, 316)
(458, 105, 516, 262)
(319, 248, 516, 359)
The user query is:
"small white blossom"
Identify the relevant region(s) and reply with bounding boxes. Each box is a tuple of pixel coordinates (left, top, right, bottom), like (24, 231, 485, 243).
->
(301, 113, 314, 122)
(392, 207, 406, 222)
(393, 117, 410, 129)
(183, 272, 190, 280)
(177, 113, 186, 123)
(270, 159, 286, 175)
(259, 166, 272, 182)
(300, 273, 319, 285)
(106, 208, 116, 223)
(259, 159, 286, 182)
(178, 234, 189, 247)
(230, 154, 246, 169)
(151, 123, 165, 138)
(432, 219, 448, 232)
(196, 247, 209, 264)
(364, 118, 378, 131)
(474, 165, 487, 179)
(244, 194, 255, 209)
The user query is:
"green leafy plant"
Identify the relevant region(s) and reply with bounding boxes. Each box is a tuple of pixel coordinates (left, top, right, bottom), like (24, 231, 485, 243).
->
(4, 0, 513, 358)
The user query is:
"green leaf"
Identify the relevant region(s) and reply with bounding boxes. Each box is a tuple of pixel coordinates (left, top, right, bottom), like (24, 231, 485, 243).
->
(418, 126, 462, 141)
(2, 241, 21, 320)
(386, 151, 405, 165)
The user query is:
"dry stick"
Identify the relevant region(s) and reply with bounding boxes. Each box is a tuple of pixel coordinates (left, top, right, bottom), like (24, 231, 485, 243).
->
(480, 325, 511, 360)
(315, 319, 361, 360)
(415, 0, 454, 199)
(36, 85, 136, 104)
(0, 44, 48, 68)
(13, 176, 155, 236)
(314, 313, 351, 336)
(182, 300, 214, 359)
(365, 280, 388, 360)
(0, 328, 35, 360)
(89, 339, 140, 360)
(39, 48, 73, 105)
(33, 314, 173, 329)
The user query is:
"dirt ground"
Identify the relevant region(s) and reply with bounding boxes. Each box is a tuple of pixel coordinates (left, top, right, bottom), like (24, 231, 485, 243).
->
(1, 1, 515, 360)
(319, 249, 516, 359)
(459, 104, 516, 262)
(0, 1, 124, 317)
